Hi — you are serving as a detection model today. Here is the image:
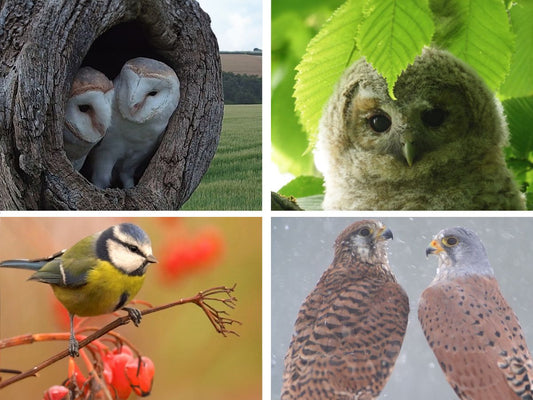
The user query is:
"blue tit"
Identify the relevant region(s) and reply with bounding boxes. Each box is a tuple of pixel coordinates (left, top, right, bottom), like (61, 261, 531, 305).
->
(0, 223, 157, 357)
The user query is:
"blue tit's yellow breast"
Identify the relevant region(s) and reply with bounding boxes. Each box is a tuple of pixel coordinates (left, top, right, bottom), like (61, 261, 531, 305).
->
(52, 259, 145, 317)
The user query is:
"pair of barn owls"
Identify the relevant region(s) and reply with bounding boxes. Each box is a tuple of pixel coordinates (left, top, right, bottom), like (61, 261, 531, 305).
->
(316, 48, 525, 210)
(64, 57, 180, 188)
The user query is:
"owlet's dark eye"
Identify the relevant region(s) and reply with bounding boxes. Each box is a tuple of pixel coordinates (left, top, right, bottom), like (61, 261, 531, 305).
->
(421, 108, 447, 127)
(368, 114, 391, 133)
(359, 227, 371, 237)
(442, 236, 458, 247)
(147, 91, 158, 96)
(78, 104, 91, 113)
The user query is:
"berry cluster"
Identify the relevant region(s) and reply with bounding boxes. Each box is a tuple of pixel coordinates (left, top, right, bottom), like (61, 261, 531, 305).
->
(158, 227, 224, 282)
(42, 346, 154, 400)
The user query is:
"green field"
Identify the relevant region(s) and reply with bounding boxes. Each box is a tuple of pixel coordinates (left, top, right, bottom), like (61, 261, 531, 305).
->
(182, 104, 262, 210)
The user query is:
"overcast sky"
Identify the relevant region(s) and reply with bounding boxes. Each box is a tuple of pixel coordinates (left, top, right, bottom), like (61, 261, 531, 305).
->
(198, 0, 263, 51)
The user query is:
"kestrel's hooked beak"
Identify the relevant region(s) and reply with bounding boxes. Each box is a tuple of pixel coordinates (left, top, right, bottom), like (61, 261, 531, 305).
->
(378, 227, 393, 241)
(426, 239, 444, 257)
(402, 141, 415, 167)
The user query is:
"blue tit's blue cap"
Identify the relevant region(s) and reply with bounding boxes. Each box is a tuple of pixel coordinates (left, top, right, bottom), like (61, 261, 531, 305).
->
(118, 223, 151, 245)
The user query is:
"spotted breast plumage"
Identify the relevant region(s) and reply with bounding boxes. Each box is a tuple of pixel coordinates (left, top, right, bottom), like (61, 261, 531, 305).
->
(419, 226, 533, 400)
(281, 220, 409, 400)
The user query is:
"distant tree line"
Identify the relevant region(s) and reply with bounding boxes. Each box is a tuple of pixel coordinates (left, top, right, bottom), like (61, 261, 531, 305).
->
(223, 72, 262, 104)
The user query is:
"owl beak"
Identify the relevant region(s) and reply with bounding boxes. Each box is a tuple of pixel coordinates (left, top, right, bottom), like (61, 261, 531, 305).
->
(426, 240, 444, 257)
(402, 141, 415, 167)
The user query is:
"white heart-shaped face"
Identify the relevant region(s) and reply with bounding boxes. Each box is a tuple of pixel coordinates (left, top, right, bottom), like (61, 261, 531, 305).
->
(114, 58, 180, 125)
(65, 89, 113, 142)
(65, 67, 114, 143)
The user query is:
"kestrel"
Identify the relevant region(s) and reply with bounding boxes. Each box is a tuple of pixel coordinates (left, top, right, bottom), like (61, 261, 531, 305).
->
(419, 226, 533, 400)
(281, 220, 409, 400)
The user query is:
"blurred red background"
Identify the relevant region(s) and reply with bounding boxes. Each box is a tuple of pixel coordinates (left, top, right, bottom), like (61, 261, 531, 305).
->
(0, 217, 261, 399)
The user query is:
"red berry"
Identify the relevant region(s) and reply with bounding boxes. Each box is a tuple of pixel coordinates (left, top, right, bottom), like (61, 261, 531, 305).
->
(102, 360, 113, 385)
(105, 349, 134, 400)
(125, 356, 155, 397)
(43, 385, 70, 400)
(159, 228, 224, 282)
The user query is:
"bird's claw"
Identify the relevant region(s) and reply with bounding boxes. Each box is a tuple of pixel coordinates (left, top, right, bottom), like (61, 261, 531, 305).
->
(124, 307, 142, 326)
(69, 337, 80, 357)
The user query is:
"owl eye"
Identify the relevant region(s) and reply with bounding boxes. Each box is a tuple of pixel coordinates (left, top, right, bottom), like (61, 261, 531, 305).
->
(147, 91, 158, 96)
(421, 108, 447, 127)
(368, 114, 391, 133)
(78, 104, 91, 113)
(442, 236, 459, 247)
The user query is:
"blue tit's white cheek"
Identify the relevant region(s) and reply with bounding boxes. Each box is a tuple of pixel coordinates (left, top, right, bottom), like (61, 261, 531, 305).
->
(139, 243, 154, 259)
(106, 239, 145, 273)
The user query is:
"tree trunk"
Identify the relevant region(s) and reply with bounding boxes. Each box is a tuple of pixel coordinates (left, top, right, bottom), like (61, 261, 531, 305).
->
(0, 0, 223, 210)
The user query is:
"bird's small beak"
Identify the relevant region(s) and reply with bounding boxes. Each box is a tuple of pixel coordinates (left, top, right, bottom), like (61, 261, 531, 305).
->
(146, 254, 158, 263)
(379, 227, 393, 241)
(425, 239, 443, 257)
(402, 141, 415, 167)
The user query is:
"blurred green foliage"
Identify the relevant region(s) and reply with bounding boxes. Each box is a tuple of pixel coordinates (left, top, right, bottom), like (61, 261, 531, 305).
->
(272, 0, 533, 209)
(271, 0, 345, 177)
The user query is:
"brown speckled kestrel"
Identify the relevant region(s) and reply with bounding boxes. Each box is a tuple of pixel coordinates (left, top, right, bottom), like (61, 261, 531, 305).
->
(281, 220, 409, 400)
(419, 226, 533, 400)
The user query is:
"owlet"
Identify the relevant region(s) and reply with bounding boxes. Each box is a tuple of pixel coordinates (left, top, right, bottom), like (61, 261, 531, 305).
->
(316, 48, 525, 210)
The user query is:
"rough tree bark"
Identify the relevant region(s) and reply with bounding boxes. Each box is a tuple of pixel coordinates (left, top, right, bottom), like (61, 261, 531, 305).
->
(0, 0, 223, 210)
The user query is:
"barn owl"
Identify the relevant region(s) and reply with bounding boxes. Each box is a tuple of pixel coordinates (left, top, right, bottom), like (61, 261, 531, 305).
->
(89, 57, 180, 189)
(316, 48, 525, 210)
(64, 67, 113, 171)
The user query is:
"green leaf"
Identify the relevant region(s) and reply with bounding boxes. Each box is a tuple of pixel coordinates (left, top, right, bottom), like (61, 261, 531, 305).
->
(358, 0, 435, 98)
(278, 175, 325, 197)
(503, 96, 533, 158)
(430, 0, 514, 91)
(500, 1, 533, 97)
(272, 57, 317, 176)
(297, 194, 325, 211)
(294, 0, 366, 150)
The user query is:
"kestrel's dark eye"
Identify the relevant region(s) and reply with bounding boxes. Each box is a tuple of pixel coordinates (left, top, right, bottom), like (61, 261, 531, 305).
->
(421, 108, 447, 127)
(442, 236, 458, 247)
(78, 104, 91, 113)
(368, 114, 391, 133)
(147, 91, 158, 96)
(359, 228, 371, 237)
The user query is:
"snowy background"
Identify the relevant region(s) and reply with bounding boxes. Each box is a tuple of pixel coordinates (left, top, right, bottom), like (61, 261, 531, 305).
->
(271, 217, 533, 399)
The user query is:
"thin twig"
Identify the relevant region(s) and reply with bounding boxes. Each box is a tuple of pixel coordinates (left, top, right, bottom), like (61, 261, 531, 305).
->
(0, 285, 239, 389)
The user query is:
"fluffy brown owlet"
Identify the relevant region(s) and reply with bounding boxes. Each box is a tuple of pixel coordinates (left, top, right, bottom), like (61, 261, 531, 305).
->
(419, 226, 533, 399)
(316, 48, 525, 210)
(281, 219, 409, 400)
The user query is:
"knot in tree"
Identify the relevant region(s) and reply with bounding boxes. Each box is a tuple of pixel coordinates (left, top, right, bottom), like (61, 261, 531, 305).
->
(0, 0, 223, 210)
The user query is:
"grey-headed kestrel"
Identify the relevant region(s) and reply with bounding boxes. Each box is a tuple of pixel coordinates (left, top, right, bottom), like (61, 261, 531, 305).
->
(281, 220, 409, 400)
(419, 226, 533, 400)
